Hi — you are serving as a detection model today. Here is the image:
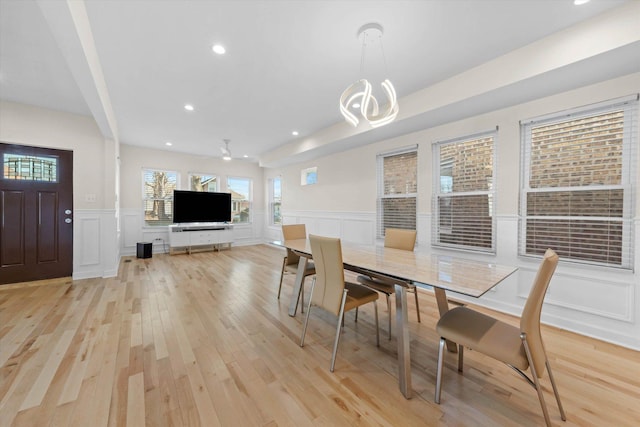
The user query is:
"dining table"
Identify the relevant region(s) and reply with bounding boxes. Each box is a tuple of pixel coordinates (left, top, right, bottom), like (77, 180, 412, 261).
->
(273, 238, 518, 399)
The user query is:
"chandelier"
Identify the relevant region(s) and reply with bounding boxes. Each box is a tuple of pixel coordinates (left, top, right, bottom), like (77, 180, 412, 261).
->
(340, 23, 399, 128)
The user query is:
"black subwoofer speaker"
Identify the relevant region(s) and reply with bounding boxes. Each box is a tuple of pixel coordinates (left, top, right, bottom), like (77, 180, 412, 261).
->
(136, 242, 152, 259)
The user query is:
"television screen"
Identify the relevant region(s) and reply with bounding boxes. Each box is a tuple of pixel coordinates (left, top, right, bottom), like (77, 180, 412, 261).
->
(173, 190, 231, 223)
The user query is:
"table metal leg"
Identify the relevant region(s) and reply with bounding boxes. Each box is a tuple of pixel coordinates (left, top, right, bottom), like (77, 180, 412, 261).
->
(395, 283, 412, 398)
(288, 256, 308, 317)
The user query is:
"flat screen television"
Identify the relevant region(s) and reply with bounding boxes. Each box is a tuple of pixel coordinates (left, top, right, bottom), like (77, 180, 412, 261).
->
(173, 190, 231, 224)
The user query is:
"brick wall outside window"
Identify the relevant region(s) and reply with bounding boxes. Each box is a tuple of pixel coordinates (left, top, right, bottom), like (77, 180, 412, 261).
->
(520, 99, 636, 269)
(377, 149, 417, 237)
(433, 133, 495, 252)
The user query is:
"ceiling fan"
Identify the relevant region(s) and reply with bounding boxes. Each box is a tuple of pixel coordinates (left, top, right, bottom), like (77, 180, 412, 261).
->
(220, 139, 232, 161)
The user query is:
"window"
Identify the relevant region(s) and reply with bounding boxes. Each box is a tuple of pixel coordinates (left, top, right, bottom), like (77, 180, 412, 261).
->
(377, 147, 417, 238)
(432, 131, 496, 252)
(189, 173, 218, 192)
(227, 177, 252, 224)
(3, 153, 57, 182)
(519, 95, 637, 268)
(143, 169, 177, 226)
(270, 176, 282, 225)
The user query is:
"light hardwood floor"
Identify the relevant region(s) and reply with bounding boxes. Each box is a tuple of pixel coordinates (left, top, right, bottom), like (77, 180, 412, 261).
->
(1, 244, 638, 426)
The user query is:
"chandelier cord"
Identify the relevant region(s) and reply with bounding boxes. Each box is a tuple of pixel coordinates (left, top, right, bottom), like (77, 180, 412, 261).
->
(359, 30, 367, 75)
(359, 29, 390, 82)
(378, 34, 390, 78)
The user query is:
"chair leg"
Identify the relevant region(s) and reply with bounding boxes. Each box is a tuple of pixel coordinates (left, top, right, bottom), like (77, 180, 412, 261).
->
(457, 344, 464, 372)
(412, 286, 421, 323)
(277, 257, 286, 299)
(299, 277, 306, 313)
(330, 290, 349, 372)
(522, 334, 553, 427)
(386, 294, 392, 340)
(300, 305, 312, 347)
(373, 300, 379, 347)
(546, 359, 567, 421)
(355, 307, 358, 322)
(435, 337, 446, 404)
(300, 278, 316, 347)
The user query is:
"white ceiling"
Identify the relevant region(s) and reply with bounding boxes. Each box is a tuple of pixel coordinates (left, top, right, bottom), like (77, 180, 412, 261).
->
(0, 0, 637, 166)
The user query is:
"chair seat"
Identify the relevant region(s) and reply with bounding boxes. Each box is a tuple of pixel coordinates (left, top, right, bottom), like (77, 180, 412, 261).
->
(344, 282, 379, 311)
(437, 306, 528, 371)
(356, 275, 411, 295)
(285, 261, 315, 276)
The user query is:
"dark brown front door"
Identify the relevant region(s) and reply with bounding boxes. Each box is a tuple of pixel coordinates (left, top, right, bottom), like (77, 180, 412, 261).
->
(0, 143, 73, 284)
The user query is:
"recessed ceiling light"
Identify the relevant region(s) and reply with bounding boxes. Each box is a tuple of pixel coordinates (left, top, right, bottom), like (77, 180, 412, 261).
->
(292, 131, 299, 136)
(574, 0, 589, 5)
(243, 154, 249, 158)
(184, 104, 194, 111)
(165, 142, 172, 146)
(212, 44, 226, 55)
(352, 103, 360, 109)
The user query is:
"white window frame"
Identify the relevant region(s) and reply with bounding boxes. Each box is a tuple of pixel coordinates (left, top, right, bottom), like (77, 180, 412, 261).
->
(376, 146, 418, 239)
(519, 94, 638, 269)
(432, 130, 497, 253)
(227, 176, 253, 225)
(142, 168, 178, 226)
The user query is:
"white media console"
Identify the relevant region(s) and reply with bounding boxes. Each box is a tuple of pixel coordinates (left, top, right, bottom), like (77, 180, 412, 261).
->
(168, 223, 233, 254)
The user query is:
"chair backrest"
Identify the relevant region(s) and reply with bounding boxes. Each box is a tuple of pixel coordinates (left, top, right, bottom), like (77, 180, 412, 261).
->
(384, 228, 417, 251)
(282, 224, 307, 266)
(308, 235, 345, 316)
(520, 248, 559, 377)
(282, 224, 307, 240)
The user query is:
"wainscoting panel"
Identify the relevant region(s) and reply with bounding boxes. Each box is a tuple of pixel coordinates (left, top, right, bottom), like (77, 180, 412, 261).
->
(73, 209, 118, 280)
(517, 266, 633, 322)
(341, 218, 375, 245)
(122, 210, 141, 249)
(283, 211, 376, 244)
(78, 217, 100, 266)
(304, 217, 341, 238)
(265, 225, 283, 243)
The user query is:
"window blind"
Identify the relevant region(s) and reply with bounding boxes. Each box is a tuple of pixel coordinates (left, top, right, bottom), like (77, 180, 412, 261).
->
(519, 95, 638, 269)
(376, 147, 418, 238)
(432, 131, 496, 253)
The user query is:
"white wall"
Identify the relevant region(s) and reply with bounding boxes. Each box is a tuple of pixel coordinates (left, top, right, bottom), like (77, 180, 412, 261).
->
(0, 100, 119, 279)
(266, 73, 640, 350)
(118, 144, 265, 255)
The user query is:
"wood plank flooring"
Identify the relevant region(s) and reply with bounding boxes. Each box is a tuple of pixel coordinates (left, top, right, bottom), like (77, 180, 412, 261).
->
(1, 244, 638, 426)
